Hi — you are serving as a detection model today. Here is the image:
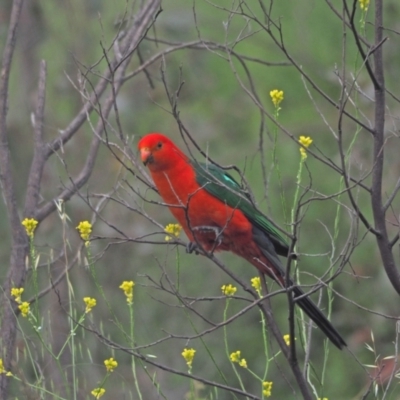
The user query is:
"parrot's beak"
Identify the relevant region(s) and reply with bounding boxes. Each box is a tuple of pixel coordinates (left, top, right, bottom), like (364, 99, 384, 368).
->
(140, 147, 153, 166)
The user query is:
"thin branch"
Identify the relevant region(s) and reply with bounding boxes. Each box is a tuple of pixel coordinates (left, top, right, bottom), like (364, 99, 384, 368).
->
(25, 60, 47, 217)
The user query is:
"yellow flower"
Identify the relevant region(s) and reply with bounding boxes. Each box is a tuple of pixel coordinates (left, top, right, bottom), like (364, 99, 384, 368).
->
(299, 136, 313, 148)
(104, 357, 118, 372)
(299, 135, 313, 160)
(182, 348, 196, 368)
(318, 398, 328, 400)
(230, 350, 241, 363)
(0, 359, 5, 374)
(221, 284, 237, 296)
(251, 277, 261, 294)
(83, 297, 96, 313)
(239, 358, 247, 368)
(359, 0, 369, 10)
(270, 89, 284, 108)
(230, 351, 247, 368)
(119, 280, 135, 304)
(22, 218, 38, 238)
(11, 287, 24, 304)
(76, 221, 92, 243)
(263, 381, 273, 397)
(18, 302, 30, 317)
(164, 223, 182, 241)
(91, 387, 105, 399)
(283, 334, 296, 346)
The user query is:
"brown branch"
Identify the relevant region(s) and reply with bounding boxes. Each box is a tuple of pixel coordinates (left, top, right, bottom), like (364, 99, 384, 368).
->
(344, 0, 380, 90)
(258, 274, 312, 400)
(0, 1, 25, 231)
(36, 0, 162, 221)
(0, 0, 30, 397)
(24, 60, 47, 217)
(370, 0, 400, 294)
(43, 0, 161, 161)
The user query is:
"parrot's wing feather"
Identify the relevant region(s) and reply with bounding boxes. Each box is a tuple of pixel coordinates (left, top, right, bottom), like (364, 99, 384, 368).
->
(192, 161, 290, 257)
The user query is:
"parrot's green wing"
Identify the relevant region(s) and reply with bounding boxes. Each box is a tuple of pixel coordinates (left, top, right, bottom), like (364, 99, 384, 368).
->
(192, 161, 290, 257)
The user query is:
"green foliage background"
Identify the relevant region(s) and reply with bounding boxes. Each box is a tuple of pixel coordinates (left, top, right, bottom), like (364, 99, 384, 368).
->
(1, 0, 400, 398)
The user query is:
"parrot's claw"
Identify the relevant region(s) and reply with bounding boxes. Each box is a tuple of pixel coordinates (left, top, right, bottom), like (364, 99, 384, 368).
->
(186, 242, 199, 255)
(192, 225, 222, 236)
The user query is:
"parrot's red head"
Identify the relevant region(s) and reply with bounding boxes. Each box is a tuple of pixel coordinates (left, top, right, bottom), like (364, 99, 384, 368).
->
(138, 133, 188, 172)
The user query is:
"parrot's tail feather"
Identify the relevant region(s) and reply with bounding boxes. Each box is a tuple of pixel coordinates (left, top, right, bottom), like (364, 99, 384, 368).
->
(252, 227, 346, 350)
(292, 286, 346, 350)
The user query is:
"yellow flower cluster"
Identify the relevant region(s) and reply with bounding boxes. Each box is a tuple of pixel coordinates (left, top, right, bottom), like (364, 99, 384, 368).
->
(263, 381, 273, 397)
(119, 281, 135, 304)
(270, 89, 284, 108)
(251, 277, 261, 294)
(359, 0, 369, 10)
(221, 284, 237, 296)
(76, 221, 92, 245)
(22, 218, 38, 238)
(83, 297, 97, 313)
(230, 351, 247, 368)
(0, 359, 5, 374)
(11, 287, 24, 304)
(283, 334, 296, 346)
(182, 348, 196, 368)
(283, 334, 290, 346)
(19, 302, 30, 317)
(104, 357, 118, 372)
(299, 136, 313, 160)
(0, 359, 12, 377)
(164, 223, 182, 241)
(91, 387, 105, 399)
(11, 287, 30, 317)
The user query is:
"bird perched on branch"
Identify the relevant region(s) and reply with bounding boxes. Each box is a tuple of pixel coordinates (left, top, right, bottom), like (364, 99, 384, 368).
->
(138, 132, 346, 349)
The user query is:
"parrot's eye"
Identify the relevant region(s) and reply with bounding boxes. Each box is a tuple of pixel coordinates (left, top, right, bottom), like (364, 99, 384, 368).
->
(156, 141, 163, 149)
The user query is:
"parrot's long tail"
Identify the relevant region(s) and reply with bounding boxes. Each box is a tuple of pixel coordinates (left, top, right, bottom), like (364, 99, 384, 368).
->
(292, 285, 346, 349)
(251, 226, 346, 349)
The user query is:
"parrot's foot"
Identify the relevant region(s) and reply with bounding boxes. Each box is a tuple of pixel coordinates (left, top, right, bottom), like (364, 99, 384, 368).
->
(186, 242, 199, 255)
(190, 226, 223, 250)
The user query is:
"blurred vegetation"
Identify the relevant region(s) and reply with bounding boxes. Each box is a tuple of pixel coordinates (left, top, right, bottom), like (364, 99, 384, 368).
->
(1, 0, 400, 398)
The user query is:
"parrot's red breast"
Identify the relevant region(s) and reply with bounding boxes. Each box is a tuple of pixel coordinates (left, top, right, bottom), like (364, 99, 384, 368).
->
(138, 133, 271, 274)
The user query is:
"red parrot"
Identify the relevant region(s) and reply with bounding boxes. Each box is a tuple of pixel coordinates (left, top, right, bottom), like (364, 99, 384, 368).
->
(138, 133, 346, 349)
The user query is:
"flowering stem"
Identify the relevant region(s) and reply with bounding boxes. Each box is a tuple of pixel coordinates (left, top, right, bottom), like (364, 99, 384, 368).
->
(29, 238, 40, 324)
(222, 299, 246, 391)
(290, 159, 308, 347)
(182, 308, 227, 384)
(176, 247, 180, 292)
(260, 304, 270, 381)
(291, 160, 303, 226)
(269, 90, 288, 223)
(129, 301, 143, 400)
(272, 126, 288, 224)
(87, 247, 116, 319)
